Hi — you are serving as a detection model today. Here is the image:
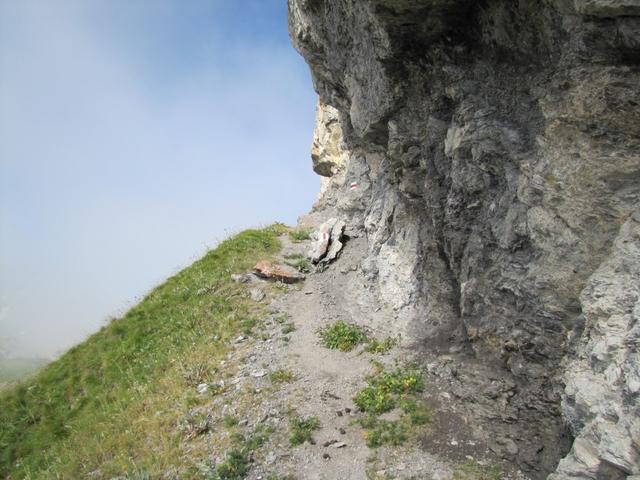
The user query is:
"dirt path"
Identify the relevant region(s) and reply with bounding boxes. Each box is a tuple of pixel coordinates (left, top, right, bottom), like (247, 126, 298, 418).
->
(210, 231, 527, 480)
(225, 234, 454, 480)
(270, 240, 379, 480)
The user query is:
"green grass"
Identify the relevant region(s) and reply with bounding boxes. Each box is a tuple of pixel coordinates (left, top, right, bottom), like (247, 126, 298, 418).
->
(289, 415, 320, 446)
(0, 225, 284, 479)
(360, 416, 408, 448)
(286, 255, 311, 273)
(270, 369, 296, 384)
(318, 321, 368, 352)
(354, 368, 423, 415)
(399, 399, 431, 425)
(288, 229, 310, 242)
(363, 337, 397, 355)
(354, 367, 429, 449)
(222, 415, 239, 428)
(177, 411, 214, 439)
(206, 427, 272, 480)
(281, 322, 296, 334)
(453, 460, 503, 480)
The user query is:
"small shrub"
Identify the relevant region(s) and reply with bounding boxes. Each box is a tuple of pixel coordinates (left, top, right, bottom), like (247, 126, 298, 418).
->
(292, 257, 311, 273)
(289, 415, 320, 446)
(318, 321, 367, 352)
(215, 449, 250, 480)
(361, 417, 408, 448)
(180, 362, 214, 386)
(223, 415, 238, 428)
(354, 369, 423, 414)
(270, 369, 296, 384)
(212, 427, 272, 480)
(240, 317, 258, 336)
(289, 229, 311, 242)
(178, 411, 213, 439)
(284, 254, 312, 273)
(281, 322, 296, 334)
(399, 399, 431, 425)
(354, 385, 396, 415)
(265, 223, 290, 236)
(124, 470, 152, 480)
(453, 460, 503, 480)
(364, 337, 397, 355)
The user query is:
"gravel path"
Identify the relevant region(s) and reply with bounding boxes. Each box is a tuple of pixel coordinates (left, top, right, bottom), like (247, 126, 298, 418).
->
(208, 231, 528, 480)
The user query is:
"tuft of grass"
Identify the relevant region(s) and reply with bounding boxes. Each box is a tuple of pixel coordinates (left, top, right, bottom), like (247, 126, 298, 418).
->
(180, 361, 215, 387)
(364, 337, 398, 355)
(281, 322, 296, 334)
(318, 321, 368, 352)
(206, 427, 272, 480)
(177, 411, 214, 439)
(284, 253, 311, 273)
(399, 399, 432, 425)
(453, 460, 503, 480)
(274, 312, 290, 324)
(0, 226, 283, 479)
(354, 368, 423, 414)
(288, 229, 311, 242)
(265, 223, 290, 236)
(360, 416, 408, 448)
(270, 369, 296, 384)
(214, 449, 251, 480)
(289, 415, 320, 446)
(355, 366, 429, 449)
(223, 415, 239, 428)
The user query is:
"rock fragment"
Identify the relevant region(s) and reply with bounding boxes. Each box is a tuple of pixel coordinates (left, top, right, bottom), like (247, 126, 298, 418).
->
(309, 218, 336, 263)
(309, 218, 347, 265)
(253, 261, 305, 283)
(196, 383, 209, 394)
(321, 220, 346, 265)
(250, 288, 266, 302)
(231, 273, 252, 283)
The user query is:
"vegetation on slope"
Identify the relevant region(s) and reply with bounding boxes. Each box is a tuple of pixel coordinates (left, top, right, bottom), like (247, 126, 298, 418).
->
(0, 225, 285, 479)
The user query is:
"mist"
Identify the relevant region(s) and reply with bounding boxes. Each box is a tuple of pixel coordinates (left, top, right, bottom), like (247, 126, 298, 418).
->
(0, 1, 318, 359)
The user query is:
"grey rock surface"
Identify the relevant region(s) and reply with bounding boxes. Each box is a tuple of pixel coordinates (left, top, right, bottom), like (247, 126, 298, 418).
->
(309, 217, 336, 263)
(288, 0, 640, 478)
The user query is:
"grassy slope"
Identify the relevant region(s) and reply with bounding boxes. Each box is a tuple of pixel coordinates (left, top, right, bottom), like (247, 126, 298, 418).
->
(0, 225, 286, 479)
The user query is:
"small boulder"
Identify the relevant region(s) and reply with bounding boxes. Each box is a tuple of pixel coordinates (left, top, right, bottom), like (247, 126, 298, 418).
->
(309, 218, 347, 265)
(231, 273, 252, 283)
(253, 261, 305, 283)
(321, 220, 346, 264)
(309, 218, 337, 263)
(250, 288, 266, 302)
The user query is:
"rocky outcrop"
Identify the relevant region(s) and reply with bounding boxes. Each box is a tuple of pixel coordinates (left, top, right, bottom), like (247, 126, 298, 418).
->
(289, 1, 640, 478)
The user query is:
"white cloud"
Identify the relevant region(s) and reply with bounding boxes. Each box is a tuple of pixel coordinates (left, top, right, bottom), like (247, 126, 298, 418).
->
(0, 0, 318, 358)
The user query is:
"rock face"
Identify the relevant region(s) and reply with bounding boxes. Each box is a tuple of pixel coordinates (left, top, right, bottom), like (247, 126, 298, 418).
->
(288, 1, 640, 478)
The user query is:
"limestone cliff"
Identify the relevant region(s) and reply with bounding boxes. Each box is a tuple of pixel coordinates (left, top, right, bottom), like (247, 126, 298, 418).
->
(289, 1, 640, 478)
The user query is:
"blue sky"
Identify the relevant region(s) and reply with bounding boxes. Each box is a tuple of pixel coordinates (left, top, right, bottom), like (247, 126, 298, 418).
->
(0, 0, 318, 358)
